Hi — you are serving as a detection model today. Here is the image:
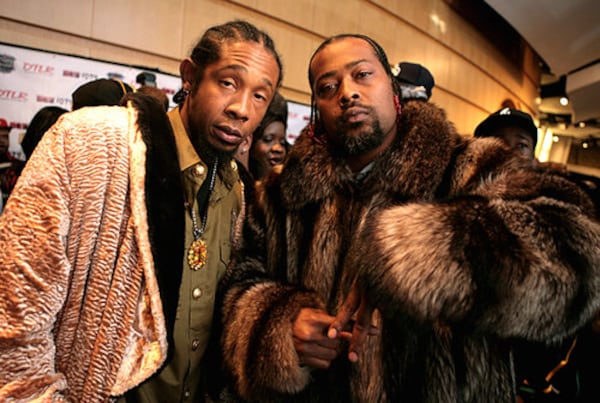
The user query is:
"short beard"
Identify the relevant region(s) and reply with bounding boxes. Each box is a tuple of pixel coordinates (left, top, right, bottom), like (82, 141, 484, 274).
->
(334, 116, 387, 156)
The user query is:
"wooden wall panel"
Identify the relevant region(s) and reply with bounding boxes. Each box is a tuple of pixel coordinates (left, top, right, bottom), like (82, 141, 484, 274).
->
(0, 0, 94, 36)
(91, 0, 184, 58)
(1, 0, 543, 137)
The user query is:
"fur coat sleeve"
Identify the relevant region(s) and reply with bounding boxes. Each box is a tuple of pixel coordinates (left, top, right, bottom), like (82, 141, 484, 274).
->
(218, 168, 331, 400)
(353, 138, 600, 342)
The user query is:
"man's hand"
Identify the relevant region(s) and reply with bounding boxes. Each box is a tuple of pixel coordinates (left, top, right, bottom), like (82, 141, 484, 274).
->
(292, 308, 344, 369)
(328, 283, 378, 363)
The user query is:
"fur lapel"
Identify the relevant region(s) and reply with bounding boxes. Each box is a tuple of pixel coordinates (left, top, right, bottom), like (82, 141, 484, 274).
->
(279, 101, 460, 208)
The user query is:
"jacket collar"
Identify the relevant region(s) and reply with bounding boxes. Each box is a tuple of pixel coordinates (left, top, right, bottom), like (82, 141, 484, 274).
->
(279, 101, 459, 209)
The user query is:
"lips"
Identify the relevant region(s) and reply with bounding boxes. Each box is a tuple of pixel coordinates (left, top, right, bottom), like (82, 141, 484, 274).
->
(342, 106, 369, 123)
(268, 157, 283, 166)
(214, 125, 242, 145)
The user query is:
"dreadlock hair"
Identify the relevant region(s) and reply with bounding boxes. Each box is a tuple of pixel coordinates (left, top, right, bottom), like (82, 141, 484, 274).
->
(307, 34, 399, 126)
(189, 20, 283, 91)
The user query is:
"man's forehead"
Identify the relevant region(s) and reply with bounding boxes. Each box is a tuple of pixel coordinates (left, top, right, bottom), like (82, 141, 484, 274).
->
(213, 40, 279, 87)
(311, 38, 378, 75)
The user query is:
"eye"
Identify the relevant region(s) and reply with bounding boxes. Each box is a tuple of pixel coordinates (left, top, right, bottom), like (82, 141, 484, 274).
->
(220, 79, 235, 89)
(317, 82, 338, 97)
(254, 92, 268, 102)
(356, 70, 372, 80)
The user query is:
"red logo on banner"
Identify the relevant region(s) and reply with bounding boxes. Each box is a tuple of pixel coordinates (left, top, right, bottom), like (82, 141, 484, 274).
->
(36, 95, 56, 103)
(23, 62, 55, 75)
(63, 70, 81, 78)
(0, 118, 27, 128)
(0, 89, 28, 102)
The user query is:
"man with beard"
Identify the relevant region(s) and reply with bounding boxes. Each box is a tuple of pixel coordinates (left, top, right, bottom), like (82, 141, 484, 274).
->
(0, 20, 282, 402)
(217, 34, 600, 402)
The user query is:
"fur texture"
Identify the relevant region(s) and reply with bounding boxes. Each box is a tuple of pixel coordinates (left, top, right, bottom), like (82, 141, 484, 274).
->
(219, 100, 600, 402)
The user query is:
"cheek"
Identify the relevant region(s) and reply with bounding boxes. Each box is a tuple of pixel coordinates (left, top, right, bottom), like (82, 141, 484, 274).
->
(378, 96, 398, 127)
(258, 143, 271, 157)
(317, 103, 338, 130)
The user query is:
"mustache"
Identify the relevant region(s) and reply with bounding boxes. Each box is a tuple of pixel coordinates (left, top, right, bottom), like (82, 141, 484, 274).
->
(338, 102, 371, 125)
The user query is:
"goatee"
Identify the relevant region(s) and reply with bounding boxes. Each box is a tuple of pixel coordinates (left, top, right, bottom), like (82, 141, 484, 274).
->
(334, 116, 386, 156)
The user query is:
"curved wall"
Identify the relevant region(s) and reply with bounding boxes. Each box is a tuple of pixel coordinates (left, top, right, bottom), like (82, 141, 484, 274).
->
(0, 0, 541, 136)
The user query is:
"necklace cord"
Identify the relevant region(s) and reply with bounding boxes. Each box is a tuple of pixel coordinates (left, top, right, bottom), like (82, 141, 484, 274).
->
(190, 157, 219, 239)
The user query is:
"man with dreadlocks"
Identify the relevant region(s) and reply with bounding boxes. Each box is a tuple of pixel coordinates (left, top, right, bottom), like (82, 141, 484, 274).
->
(217, 34, 600, 402)
(0, 20, 282, 402)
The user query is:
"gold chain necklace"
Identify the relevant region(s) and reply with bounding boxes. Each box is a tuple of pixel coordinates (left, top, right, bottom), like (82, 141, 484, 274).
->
(187, 157, 218, 271)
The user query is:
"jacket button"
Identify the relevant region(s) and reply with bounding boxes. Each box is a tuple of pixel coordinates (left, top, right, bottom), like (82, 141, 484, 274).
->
(192, 288, 203, 299)
(194, 164, 205, 177)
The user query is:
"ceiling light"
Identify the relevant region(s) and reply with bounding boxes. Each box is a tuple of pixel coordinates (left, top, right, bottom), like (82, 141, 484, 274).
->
(578, 122, 586, 128)
(582, 141, 589, 149)
(559, 97, 569, 106)
(552, 135, 559, 142)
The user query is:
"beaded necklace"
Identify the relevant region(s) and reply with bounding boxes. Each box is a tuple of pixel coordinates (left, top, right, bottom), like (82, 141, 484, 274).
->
(187, 157, 218, 271)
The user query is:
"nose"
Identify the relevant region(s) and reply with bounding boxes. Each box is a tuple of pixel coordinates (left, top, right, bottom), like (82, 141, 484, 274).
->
(225, 92, 250, 122)
(339, 79, 359, 105)
(271, 142, 285, 154)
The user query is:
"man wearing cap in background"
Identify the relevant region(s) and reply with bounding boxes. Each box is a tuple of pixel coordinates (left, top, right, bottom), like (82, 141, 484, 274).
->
(474, 108, 600, 215)
(394, 61, 435, 101)
(474, 107, 538, 160)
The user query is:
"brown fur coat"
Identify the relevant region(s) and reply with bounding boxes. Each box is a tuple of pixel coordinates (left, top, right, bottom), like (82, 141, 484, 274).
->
(219, 101, 600, 402)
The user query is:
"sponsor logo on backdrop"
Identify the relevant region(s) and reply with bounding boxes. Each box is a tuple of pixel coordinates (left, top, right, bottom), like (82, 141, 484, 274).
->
(108, 72, 124, 81)
(0, 54, 15, 73)
(62, 70, 98, 81)
(63, 70, 81, 78)
(55, 97, 73, 108)
(0, 118, 27, 129)
(161, 87, 177, 95)
(0, 89, 28, 102)
(23, 62, 55, 75)
(36, 95, 56, 103)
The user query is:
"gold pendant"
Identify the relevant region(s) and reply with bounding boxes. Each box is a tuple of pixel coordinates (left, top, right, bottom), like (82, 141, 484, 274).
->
(188, 238, 208, 271)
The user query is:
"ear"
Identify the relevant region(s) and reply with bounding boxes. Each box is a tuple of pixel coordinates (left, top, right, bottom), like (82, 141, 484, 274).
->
(179, 58, 196, 90)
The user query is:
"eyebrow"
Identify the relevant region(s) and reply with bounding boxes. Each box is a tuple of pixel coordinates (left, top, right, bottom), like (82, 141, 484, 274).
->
(217, 64, 274, 91)
(314, 59, 369, 85)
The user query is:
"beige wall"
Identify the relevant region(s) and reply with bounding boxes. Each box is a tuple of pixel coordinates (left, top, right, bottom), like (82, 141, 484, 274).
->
(0, 0, 541, 135)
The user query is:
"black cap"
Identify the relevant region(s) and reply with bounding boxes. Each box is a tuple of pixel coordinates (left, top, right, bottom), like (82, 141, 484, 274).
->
(395, 62, 435, 99)
(474, 107, 538, 148)
(71, 79, 133, 110)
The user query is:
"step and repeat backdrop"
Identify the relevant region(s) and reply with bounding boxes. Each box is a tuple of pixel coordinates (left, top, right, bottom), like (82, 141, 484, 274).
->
(0, 43, 309, 160)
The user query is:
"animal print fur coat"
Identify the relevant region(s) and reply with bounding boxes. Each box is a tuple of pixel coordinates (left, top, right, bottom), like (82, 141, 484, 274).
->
(218, 100, 600, 403)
